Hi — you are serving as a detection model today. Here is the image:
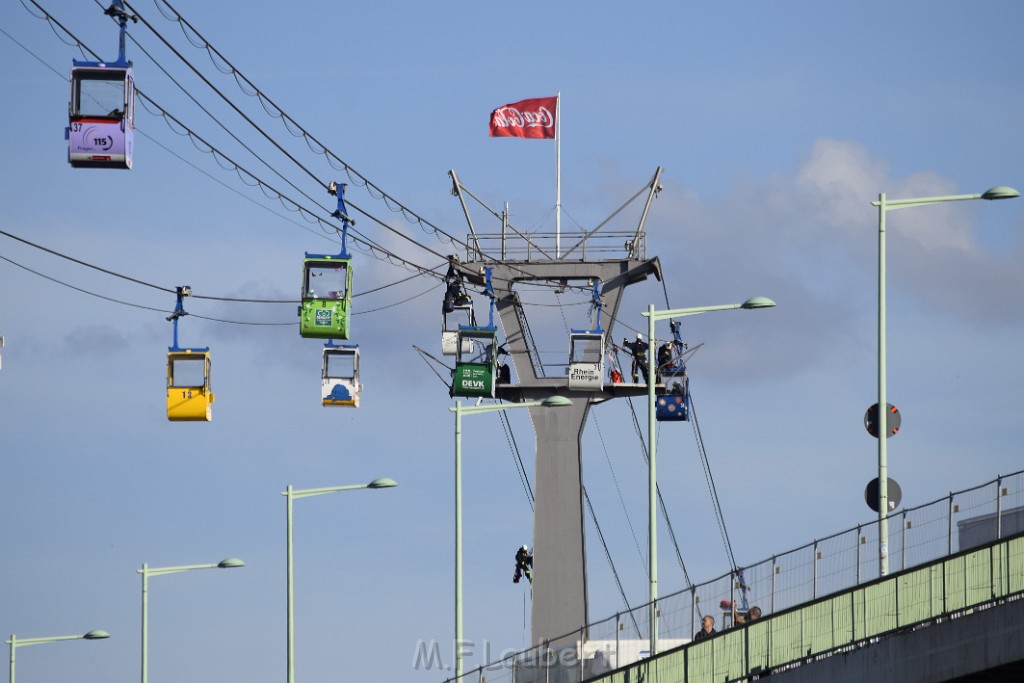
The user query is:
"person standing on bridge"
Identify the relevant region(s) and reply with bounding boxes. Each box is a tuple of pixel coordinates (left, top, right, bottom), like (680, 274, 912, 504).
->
(693, 614, 716, 641)
(734, 605, 762, 625)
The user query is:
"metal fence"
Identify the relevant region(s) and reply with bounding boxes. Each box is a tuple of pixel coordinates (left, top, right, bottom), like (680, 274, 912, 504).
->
(463, 231, 646, 263)
(444, 469, 1024, 683)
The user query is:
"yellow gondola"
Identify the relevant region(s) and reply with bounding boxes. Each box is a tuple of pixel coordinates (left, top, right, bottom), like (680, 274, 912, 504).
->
(166, 349, 214, 421)
(165, 286, 214, 422)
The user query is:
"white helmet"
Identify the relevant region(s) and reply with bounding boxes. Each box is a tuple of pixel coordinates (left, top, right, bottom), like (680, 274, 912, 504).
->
(636, 333, 643, 340)
(521, 545, 528, 551)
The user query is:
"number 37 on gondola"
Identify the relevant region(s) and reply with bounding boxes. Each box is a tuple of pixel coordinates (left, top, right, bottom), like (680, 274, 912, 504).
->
(67, 1, 136, 170)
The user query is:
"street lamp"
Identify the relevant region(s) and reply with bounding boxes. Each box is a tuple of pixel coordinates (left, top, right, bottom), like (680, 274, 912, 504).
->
(450, 396, 573, 680)
(283, 477, 396, 683)
(872, 185, 1018, 577)
(139, 558, 244, 683)
(641, 297, 775, 655)
(7, 629, 109, 683)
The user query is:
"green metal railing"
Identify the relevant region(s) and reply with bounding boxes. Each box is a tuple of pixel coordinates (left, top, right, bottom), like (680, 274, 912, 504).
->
(442, 471, 1024, 683)
(597, 533, 1024, 683)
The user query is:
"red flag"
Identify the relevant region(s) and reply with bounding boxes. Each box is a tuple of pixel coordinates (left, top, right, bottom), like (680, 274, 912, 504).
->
(489, 96, 558, 139)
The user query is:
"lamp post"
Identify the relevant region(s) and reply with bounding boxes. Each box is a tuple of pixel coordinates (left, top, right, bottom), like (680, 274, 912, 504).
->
(7, 629, 109, 683)
(283, 477, 396, 683)
(139, 558, 244, 683)
(450, 396, 573, 680)
(872, 186, 1018, 577)
(641, 297, 775, 655)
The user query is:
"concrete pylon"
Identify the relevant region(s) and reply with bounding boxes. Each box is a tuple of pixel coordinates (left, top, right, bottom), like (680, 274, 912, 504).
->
(457, 257, 660, 647)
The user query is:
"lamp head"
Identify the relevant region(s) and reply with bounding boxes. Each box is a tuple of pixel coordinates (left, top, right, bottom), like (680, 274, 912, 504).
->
(540, 396, 573, 408)
(368, 477, 398, 489)
(740, 297, 776, 309)
(981, 186, 1020, 201)
(83, 630, 110, 640)
(217, 558, 245, 569)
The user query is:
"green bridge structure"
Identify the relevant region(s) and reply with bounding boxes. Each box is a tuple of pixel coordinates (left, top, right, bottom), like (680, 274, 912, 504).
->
(446, 471, 1024, 683)
(590, 533, 1023, 683)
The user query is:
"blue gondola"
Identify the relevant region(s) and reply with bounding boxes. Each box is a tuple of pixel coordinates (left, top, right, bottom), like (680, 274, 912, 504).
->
(67, 2, 136, 169)
(655, 320, 690, 422)
(568, 280, 605, 390)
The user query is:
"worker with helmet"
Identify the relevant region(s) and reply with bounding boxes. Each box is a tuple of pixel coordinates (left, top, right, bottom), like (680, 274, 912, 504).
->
(513, 545, 533, 584)
(621, 332, 649, 384)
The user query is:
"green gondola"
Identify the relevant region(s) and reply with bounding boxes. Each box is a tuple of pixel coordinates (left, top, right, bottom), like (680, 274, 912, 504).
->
(299, 254, 351, 339)
(299, 181, 353, 339)
(451, 267, 499, 398)
(452, 326, 498, 398)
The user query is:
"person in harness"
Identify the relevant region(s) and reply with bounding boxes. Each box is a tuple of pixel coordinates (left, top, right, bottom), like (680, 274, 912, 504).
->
(513, 545, 533, 584)
(621, 333, 649, 384)
(443, 263, 472, 313)
(656, 341, 674, 383)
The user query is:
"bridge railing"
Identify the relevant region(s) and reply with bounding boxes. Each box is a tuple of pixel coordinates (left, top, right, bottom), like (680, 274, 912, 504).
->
(444, 469, 1024, 683)
(613, 534, 1024, 683)
(653, 469, 1024, 644)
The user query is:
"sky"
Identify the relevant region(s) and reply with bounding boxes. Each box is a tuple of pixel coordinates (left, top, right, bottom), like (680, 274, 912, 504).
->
(1, 1, 1023, 682)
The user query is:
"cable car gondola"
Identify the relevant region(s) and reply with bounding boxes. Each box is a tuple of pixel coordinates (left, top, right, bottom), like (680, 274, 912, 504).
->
(67, 1, 136, 169)
(655, 320, 690, 422)
(452, 268, 499, 398)
(452, 327, 498, 398)
(307, 182, 362, 407)
(568, 280, 605, 390)
(322, 342, 361, 407)
(299, 182, 353, 339)
(443, 302, 476, 356)
(442, 259, 475, 356)
(165, 286, 214, 421)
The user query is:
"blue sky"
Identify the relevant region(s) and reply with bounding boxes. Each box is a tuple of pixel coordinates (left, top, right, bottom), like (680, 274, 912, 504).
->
(1, 1, 1022, 682)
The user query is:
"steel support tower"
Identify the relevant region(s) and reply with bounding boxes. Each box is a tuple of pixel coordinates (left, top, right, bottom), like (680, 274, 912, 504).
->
(451, 168, 664, 648)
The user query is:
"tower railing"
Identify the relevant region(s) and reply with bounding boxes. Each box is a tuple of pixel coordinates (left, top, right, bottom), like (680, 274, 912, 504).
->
(465, 231, 646, 263)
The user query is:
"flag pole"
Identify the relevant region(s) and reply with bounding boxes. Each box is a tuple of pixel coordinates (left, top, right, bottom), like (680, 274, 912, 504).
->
(555, 91, 561, 259)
